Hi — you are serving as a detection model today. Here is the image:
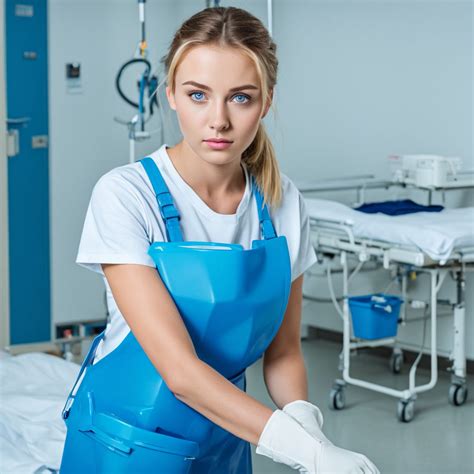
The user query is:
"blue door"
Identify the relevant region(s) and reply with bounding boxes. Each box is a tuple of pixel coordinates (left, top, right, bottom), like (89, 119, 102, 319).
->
(5, 0, 50, 344)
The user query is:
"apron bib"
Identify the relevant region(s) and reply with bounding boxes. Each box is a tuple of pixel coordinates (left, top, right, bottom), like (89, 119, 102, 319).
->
(60, 157, 291, 473)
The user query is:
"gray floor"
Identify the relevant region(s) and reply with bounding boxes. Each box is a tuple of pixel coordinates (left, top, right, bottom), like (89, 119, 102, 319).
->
(246, 334, 474, 474)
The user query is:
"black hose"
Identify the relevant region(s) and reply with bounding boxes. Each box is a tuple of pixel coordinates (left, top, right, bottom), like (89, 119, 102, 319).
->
(115, 58, 151, 109)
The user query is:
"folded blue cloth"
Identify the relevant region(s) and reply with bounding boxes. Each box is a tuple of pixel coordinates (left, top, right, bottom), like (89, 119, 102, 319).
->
(355, 199, 444, 216)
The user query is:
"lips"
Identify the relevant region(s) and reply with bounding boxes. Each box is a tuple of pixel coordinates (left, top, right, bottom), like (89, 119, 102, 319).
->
(204, 138, 233, 143)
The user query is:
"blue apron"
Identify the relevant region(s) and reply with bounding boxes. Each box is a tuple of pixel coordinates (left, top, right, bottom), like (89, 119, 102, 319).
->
(60, 157, 291, 473)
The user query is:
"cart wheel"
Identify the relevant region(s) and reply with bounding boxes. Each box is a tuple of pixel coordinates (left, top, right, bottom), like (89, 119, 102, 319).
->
(449, 384, 468, 406)
(329, 387, 345, 410)
(389, 350, 403, 374)
(397, 399, 415, 423)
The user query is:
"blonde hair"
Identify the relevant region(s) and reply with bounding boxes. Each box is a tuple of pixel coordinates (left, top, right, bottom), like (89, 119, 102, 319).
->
(161, 6, 282, 208)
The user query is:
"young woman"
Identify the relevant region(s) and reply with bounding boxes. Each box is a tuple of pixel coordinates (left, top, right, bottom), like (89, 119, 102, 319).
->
(60, 6, 379, 474)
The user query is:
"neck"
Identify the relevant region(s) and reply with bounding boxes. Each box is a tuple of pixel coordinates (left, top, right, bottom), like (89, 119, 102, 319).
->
(166, 140, 245, 200)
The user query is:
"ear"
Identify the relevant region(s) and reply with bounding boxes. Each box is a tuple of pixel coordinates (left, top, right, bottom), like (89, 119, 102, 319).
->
(261, 88, 274, 119)
(166, 85, 177, 111)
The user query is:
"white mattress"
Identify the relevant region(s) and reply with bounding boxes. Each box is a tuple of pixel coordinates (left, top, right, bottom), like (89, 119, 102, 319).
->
(0, 351, 79, 474)
(305, 198, 474, 262)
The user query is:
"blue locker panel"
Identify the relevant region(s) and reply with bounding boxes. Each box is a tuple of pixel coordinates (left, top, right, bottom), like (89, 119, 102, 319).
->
(6, 0, 51, 344)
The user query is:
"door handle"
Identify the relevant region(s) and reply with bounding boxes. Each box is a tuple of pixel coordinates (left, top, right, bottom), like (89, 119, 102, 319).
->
(6, 117, 31, 126)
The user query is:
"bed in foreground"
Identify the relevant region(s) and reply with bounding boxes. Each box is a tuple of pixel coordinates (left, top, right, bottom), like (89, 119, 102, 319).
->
(0, 350, 79, 473)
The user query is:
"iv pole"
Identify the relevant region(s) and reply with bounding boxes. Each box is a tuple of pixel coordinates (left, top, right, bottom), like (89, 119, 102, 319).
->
(114, 0, 160, 163)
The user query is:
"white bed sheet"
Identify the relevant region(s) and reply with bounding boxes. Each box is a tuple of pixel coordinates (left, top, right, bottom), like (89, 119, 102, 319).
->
(305, 198, 474, 262)
(0, 351, 79, 474)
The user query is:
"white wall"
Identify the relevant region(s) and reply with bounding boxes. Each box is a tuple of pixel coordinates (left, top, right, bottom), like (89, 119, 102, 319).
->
(48, 0, 181, 325)
(48, 0, 473, 360)
(0, 0, 10, 346)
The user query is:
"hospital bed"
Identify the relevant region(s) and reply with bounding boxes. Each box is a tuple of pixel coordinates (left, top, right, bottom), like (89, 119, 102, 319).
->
(301, 186, 474, 422)
(0, 349, 79, 473)
(0, 328, 103, 473)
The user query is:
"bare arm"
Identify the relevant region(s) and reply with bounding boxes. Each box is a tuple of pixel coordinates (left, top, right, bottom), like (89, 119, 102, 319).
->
(263, 274, 309, 408)
(102, 263, 273, 445)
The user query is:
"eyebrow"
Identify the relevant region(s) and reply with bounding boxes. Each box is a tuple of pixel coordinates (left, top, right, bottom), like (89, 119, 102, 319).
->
(181, 80, 259, 92)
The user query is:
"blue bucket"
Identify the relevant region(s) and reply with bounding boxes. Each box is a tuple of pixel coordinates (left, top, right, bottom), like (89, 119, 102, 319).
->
(348, 294, 402, 340)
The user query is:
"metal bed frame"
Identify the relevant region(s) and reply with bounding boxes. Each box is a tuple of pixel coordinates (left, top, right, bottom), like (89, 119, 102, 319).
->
(298, 175, 474, 422)
(306, 214, 473, 421)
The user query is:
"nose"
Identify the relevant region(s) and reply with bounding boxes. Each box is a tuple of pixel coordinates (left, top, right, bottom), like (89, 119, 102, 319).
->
(209, 100, 230, 131)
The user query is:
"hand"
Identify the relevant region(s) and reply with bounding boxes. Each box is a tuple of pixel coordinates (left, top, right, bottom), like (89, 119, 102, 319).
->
(283, 400, 380, 473)
(256, 409, 319, 472)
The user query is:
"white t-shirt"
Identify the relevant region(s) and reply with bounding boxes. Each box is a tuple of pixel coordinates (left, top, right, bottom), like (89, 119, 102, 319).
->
(76, 144, 317, 363)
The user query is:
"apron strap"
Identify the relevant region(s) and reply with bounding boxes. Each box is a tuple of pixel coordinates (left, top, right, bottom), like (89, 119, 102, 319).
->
(62, 331, 105, 420)
(252, 176, 277, 240)
(139, 157, 184, 242)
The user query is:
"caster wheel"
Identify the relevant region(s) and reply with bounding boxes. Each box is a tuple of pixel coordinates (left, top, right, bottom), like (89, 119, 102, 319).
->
(329, 387, 345, 410)
(389, 351, 403, 374)
(449, 384, 468, 406)
(397, 399, 415, 422)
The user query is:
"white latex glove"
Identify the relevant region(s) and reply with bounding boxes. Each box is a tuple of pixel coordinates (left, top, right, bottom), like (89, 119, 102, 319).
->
(283, 400, 380, 474)
(256, 409, 320, 472)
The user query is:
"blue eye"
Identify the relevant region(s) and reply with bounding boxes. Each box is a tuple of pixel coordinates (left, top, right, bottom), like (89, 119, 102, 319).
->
(190, 91, 205, 102)
(233, 94, 250, 104)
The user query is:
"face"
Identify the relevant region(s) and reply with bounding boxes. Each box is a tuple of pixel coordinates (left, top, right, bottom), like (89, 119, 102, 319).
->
(166, 44, 272, 166)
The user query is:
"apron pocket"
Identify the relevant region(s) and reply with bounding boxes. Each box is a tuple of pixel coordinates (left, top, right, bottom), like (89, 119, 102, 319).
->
(81, 411, 200, 474)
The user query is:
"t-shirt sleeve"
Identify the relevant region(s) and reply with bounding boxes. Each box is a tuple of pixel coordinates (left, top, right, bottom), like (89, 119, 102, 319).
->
(290, 189, 318, 282)
(76, 172, 160, 275)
